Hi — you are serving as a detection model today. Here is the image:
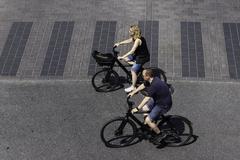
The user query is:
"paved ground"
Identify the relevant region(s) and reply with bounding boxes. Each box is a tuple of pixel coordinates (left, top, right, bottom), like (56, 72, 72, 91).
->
(1, 0, 240, 160)
(0, 0, 240, 81)
(0, 80, 240, 160)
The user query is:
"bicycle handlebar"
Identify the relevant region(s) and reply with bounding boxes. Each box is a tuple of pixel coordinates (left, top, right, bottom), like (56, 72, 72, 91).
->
(126, 96, 133, 107)
(126, 96, 150, 114)
(112, 46, 119, 57)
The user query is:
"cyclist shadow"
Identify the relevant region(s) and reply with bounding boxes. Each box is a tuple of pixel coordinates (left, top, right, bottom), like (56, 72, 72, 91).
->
(155, 116, 199, 149)
(156, 134, 199, 149)
(94, 67, 168, 93)
(96, 76, 128, 93)
(106, 116, 198, 149)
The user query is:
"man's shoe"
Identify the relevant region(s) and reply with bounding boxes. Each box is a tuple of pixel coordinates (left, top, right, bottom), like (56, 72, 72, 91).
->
(124, 86, 134, 92)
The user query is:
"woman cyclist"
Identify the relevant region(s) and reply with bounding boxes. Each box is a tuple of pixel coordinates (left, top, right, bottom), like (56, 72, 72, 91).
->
(114, 25, 150, 92)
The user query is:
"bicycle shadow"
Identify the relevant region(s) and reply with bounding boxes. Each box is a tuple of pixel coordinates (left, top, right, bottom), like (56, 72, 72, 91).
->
(95, 76, 130, 93)
(104, 116, 198, 149)
(156, 134, 199, 149)
(94, 67, 167, 93)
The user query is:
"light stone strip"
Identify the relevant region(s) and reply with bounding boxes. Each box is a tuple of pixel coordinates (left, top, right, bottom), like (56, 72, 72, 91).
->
(79, 21, 95, 79)
(173, 21, 182, 78)
(32, 22, 54, 79)
(166, 20, 174, 78)
(17, 22, 41, 78)
(159, 20, 168, 72)
(202, 21, 213, 79)
(63, 21, 82, 79)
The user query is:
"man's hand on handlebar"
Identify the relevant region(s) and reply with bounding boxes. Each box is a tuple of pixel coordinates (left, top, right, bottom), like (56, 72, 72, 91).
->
(131, 107, 139, 114)
(128, 91, 135, 98)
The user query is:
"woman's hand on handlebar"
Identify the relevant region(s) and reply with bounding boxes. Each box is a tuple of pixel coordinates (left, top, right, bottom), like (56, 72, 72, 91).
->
(128, 89, 137, 97)
(114, 43, 120, 47)
(117, 56, 123, 60)
(118, 56, 131, 62)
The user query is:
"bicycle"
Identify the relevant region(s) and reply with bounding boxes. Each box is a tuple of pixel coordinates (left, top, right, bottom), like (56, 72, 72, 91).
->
(100, 97, 193, 148)
(91, 47, 168, 92)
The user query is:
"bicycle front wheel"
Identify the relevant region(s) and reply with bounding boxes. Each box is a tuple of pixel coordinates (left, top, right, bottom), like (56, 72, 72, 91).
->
(159, 115, 193, 147)
(92, 69, 120, 92)
(101, 117, 137, 148)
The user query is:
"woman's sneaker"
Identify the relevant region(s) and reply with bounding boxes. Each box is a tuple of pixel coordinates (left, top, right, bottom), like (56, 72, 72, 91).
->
(124, 86, 135, 92)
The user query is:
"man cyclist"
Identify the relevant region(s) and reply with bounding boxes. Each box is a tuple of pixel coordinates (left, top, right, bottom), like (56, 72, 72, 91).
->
(128, 68, 172, 142)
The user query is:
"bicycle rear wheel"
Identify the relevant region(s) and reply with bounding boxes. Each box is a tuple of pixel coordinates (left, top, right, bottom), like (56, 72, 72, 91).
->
(159, 115, 193, 147)
(158, 68, 167, 83)
(101, 117, 137, 148)
(92, 69, 120, 92)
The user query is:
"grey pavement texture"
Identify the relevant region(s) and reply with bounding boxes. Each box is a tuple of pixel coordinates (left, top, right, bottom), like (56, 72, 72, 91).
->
(0, 80, 240, 160)
(0, 0, 240, 81)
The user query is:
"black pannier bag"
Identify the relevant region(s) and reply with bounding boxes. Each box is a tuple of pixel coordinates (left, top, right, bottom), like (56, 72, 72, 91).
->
(92, 50, 115, 66)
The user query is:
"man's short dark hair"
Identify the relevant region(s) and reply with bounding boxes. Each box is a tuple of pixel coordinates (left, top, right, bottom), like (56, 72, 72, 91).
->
(144, 68, 154, 77)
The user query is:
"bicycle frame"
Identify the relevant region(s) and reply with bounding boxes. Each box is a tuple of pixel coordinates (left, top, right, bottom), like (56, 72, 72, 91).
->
(115, 59, 132, 77)
(124, 97, 171, 134)
(110, 47, 132, 78)
(126, 109, 149, 130)
(122, 97, 153, 134)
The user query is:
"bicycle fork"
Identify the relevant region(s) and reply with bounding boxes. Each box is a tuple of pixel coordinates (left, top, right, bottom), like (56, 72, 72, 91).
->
(114, 118, 128, 136)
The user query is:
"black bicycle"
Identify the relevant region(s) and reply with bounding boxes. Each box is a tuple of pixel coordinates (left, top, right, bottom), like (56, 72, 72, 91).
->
(91, 47, 167, 92)
(101, 97, 193, 148)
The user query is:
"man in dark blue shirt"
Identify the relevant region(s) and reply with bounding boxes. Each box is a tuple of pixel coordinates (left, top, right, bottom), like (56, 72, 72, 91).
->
(128, 68, 172, 139)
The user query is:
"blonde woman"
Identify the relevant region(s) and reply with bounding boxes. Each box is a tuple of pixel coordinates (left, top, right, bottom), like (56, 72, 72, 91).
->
(114, 25, 150, 92)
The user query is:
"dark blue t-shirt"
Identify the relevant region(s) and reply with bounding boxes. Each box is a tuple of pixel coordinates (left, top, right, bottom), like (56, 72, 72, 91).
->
(144, 77, 172, 106)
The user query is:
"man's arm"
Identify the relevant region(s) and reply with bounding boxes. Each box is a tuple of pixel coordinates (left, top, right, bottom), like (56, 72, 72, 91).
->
(131, 96, 151, 113)
(137, 96, 151, 110)
(128, 83, 145, 97)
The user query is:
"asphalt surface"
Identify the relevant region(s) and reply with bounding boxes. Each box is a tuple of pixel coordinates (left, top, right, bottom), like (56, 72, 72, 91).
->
(0, 80, 239, 160)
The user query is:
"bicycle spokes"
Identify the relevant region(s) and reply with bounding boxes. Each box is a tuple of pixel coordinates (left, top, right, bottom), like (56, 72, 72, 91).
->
(114, 129, 123, 136)
(159, 116, 193, 146)
(101, 118, 137, 147)
(92, 69, 120, 92)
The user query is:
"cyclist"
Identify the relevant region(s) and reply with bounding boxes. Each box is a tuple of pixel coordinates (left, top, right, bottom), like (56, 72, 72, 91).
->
(114, 25, 150, 92)
(128, 68, 172, 141)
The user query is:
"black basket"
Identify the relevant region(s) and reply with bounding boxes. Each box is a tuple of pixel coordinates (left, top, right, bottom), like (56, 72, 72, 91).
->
(92, 50, 115, 66)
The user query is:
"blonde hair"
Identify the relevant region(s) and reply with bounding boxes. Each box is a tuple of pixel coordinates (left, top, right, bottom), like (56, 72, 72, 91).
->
(130, 25, 141, 40)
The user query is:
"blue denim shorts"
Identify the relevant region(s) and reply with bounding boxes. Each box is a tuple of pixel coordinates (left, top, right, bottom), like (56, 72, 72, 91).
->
(146, 98, 171, 121)
(127, 55, 142, 73)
